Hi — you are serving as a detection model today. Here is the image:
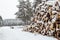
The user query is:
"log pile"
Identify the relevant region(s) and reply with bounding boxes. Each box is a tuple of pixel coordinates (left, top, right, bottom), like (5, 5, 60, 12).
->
(23, 1, 60, 40)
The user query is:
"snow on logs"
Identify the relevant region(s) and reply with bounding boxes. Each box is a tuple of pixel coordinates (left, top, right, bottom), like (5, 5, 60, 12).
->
(23, 1, 60, 40)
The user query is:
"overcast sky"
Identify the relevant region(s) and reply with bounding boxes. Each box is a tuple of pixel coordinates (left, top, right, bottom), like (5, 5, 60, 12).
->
(0, 0, 33, 19)
(0, 0, 19, 19)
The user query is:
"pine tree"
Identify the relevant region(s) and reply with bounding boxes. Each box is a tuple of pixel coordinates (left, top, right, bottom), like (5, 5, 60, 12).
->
(0, 16, 3, 26)
(33, 0, 42, 8)
(15, 0, 33, 25)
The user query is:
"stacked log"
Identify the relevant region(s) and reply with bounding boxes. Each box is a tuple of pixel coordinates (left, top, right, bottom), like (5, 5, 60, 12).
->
(23, 1, 60, 40)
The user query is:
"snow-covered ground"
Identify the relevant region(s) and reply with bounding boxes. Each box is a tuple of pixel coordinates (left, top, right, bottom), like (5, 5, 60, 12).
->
(0, 26, 57, 40)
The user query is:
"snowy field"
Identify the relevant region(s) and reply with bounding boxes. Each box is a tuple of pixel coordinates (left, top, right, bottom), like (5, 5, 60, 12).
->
(0, 26, 57, 40)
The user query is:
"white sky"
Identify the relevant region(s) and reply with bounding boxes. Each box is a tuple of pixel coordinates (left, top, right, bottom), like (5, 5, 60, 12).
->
(0, 0, 19, 19)
(0, 0, 33, 20)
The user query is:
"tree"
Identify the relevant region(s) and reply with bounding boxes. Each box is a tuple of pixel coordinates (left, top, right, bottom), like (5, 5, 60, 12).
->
(33, 0, 42, 8)
(15, 0, 33, 25)
(0, 16, 3, 26)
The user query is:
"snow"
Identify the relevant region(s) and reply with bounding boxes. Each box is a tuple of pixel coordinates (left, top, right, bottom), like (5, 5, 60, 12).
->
(46, 1, 55, 5)
(0, 26, 57, 40)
